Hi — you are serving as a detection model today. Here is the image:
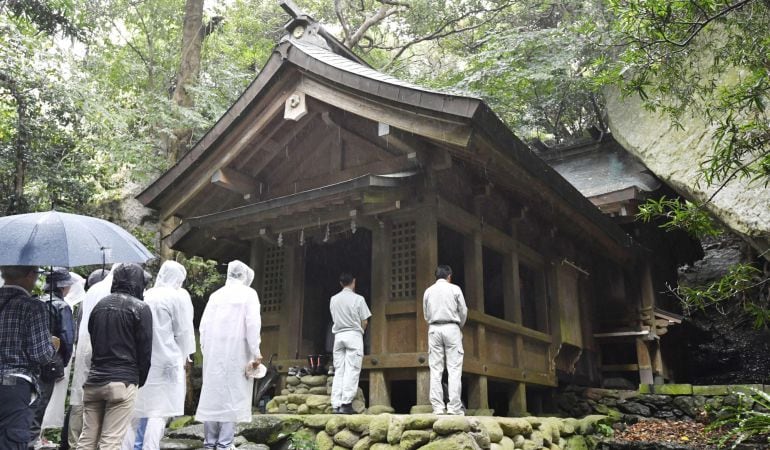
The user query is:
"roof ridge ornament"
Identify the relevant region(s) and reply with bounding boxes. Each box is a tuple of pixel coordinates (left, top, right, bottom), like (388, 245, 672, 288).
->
(279, 0, 331, 51)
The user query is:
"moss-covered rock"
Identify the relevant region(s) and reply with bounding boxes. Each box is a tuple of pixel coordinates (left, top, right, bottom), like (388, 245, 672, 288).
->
(369, 414, 391, 442)
(499, 436, 515, 450)
(497, 418, 532, 437)
(559, 419, 579, 437)
(307, 395, 332, 408)
(325, 416, 347, 436)
(433, 416, 470, 435)
(288, 393, 310, 404)
(399, 430, 431, 450)
(387, 416, 405, 444)
(303, 415, 333, 429)
(653, 384, 693, 396)
(402, 414, 437, 430)
(369, 444, 401, 450)
(417, 433, 482, 450)
(240, 415, 302, 445)
(353, 436, 372, 450)
(528, 430, 545, 447)
(476, 418, 503, 443)
(470, 430, 491, 449)
(157, 438, 203, 449)
(563, 436, 588, 450)
(473, 409, 495, 416)
(291, 404, 302, 413)
(317, 431, 335, 450)
(409, 405, 434, 414)
(346, 415, 373, 434)
(576, 415, 608, 435)
(367, 405, 396, 415)
(538, 419, 560, 444)
(167, 416, 194, 430)
(287, 376, 301, 385)
(511, 435, 524, 449)
(334, 429, 361, 448)
(692, 385, 729, 396)
(301, 375, 328, 386)
(310, 386, 330, 394)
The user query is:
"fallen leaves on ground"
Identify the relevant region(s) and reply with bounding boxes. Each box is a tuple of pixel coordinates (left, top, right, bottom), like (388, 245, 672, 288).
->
(614, 419, 719, 449)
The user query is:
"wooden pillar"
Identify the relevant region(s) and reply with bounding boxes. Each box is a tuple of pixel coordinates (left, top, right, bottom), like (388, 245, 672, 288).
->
(159, 215, 180, 261)
(279, 245, 304, 360)
(465, 231, 488, 410)
(369, 222, 391, 406)
(415, 203, 437, 406)
(503, 220, 524, 369)
(636, 338, 654, 385)
(508, 382, 527, 416)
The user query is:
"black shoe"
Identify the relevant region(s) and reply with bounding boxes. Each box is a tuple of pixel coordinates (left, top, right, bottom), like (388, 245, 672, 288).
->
(338, 403, 356, 414)
(332, 406, 342, 414)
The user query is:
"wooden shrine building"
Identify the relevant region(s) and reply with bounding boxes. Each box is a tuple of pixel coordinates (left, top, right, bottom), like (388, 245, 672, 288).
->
(138, 2, 692, 414)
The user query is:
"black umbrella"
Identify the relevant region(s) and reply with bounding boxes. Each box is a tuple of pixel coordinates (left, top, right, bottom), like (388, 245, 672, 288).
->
(0, 211, 155, 267)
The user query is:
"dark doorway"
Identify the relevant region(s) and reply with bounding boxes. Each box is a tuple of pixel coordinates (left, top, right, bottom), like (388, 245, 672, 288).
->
(437, 224, 465, 290)
(302, 228, 372, 356)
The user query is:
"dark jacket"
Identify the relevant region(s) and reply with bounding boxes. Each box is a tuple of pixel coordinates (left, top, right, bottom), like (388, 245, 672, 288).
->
(43, 293, 75, 367)
(86, 264, 153, 387)
(0, 286, 55, 383)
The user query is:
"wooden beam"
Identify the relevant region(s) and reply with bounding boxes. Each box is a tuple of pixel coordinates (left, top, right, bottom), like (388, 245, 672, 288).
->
(298, 76, 473, 147)
(160, 87, 292, 218)
(211, 167, 259, 198)
(636, 338, 654, 385)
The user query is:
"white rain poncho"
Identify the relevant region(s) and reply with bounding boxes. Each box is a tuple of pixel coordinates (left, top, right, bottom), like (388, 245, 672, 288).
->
(133, 261, 196, 418)
(195, 260, 262, 423)
(41, 272, 86, 429)
(69, 269, 114, 406)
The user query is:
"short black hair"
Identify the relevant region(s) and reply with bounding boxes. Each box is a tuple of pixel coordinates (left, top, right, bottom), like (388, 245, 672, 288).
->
(435, 265, 452, 280)
(339, 272, 355, 286)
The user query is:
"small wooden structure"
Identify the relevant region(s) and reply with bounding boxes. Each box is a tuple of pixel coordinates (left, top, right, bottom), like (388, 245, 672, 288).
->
(138, 3, 688, 414)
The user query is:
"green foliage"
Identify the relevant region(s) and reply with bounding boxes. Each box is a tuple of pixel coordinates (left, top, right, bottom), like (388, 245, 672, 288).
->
(288, 430, 319, 450)
(174, 253, 224, 302)
(603, 0, 770, 187)
(637, 196, 721, 237)
(708, 388, 770, 448)
(674, 263, 765, 316)
(596, 423, 614, 438)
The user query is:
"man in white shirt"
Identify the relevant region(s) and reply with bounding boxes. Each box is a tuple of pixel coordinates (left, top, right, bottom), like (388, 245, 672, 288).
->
(329, 273, 371, 414)
(422, 265, 468, 415)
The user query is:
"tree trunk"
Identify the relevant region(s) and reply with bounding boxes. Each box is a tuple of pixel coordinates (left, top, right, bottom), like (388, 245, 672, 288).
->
(168, 0, 205, 163)
(0, 73, 29, 214)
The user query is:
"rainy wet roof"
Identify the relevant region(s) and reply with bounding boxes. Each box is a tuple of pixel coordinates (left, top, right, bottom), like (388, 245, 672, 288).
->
(539, 135, 661, 199)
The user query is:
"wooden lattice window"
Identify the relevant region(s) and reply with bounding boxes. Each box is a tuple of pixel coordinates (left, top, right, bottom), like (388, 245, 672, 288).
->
(390, 221, 417, 299)
(262, 246, 286, 313)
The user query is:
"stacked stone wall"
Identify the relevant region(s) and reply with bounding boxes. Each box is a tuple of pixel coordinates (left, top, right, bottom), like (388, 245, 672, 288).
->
(266, 374, 367, 414)
(555, 384, 767, 421)
(166, 413, 612, 450)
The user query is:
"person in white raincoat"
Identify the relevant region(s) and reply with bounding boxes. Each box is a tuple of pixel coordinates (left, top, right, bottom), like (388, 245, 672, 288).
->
(67, 268, 114, 449)
(40, 273, 85, 438)
(196, 260, 262, 450)
(121, 261, 195, 450)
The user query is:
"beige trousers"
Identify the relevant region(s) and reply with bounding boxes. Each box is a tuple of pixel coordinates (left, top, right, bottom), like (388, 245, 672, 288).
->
(428, 323, 464, 415)
(76, 382, 137, 450)
(68, 404, 83, 448)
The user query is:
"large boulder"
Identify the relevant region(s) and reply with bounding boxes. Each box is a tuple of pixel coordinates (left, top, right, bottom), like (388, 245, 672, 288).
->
(497, 418, 532, 437)
(334, 429, 361, 448)
(399, 430, 431, 450)
(166, 424, 205, 440)
(316, 431, 335, 450)
(605, 87, 770, 258)
(158, 439, 201, 450)
(369, 414, 391, 442)
(417, 433, 483, 450)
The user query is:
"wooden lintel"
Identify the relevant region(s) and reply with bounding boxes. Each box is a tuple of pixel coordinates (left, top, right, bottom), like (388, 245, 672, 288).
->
(160, 87, 293, 218)
(257, 228, 278, 246)
(211, 167, 258, 197)
(298, 76, 473, 147)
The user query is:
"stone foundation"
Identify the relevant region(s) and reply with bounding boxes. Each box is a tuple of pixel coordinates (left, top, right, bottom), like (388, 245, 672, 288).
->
(266, 374, 367, 414)
(555, 384, 767, 421)
(164, 413, 613, 450)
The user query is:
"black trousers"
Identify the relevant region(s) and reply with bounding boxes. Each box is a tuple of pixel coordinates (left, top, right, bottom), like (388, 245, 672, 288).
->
(0, 381, 34, 450)
(28, 378, 54, 447)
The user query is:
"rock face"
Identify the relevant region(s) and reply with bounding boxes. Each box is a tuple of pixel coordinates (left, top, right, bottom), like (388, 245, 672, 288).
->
(605, 88, 770, 258)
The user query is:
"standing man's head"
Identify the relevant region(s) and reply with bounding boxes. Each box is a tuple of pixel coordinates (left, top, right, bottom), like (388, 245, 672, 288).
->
(339, 272, 356, 290)
(435, 265, 452, 282)
(86, 268, 110, 290)
(1, 265, 40, 292)
(110, 263, 147, 300)
(44, 267, 76, 298)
